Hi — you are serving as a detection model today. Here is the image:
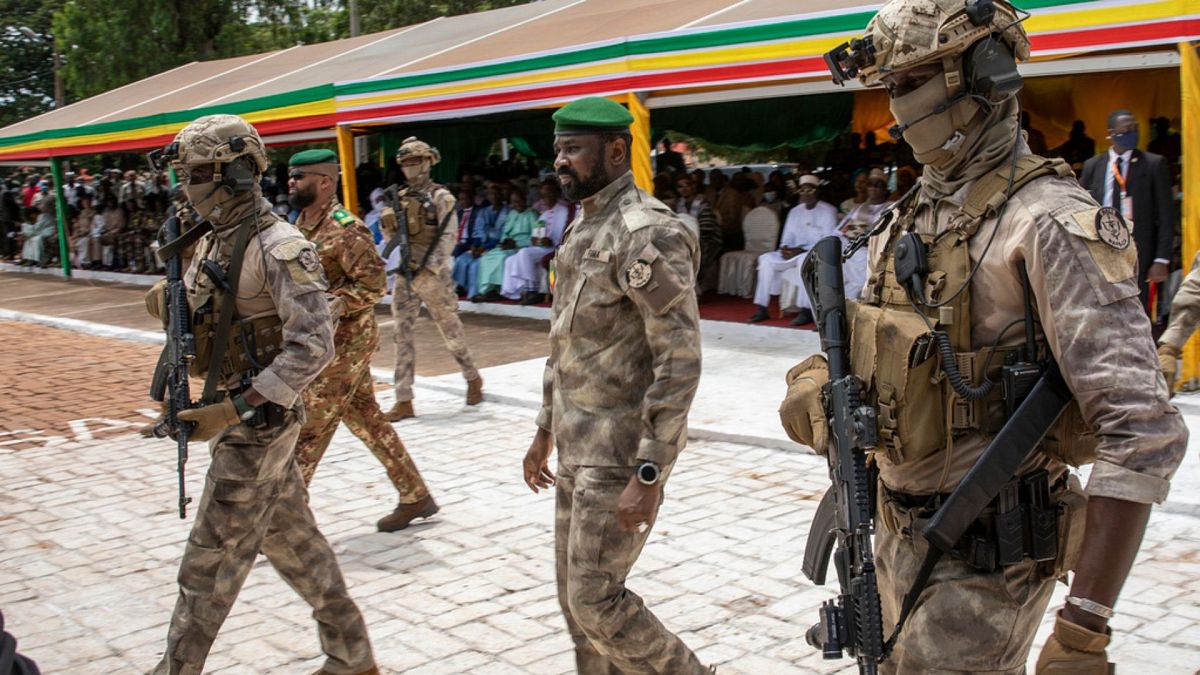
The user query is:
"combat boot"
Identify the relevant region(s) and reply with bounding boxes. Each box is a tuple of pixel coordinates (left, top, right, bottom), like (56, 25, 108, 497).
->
(466, 376, 484, 406)
(377, 494, 439, 532)
(383, 400, 415, 421)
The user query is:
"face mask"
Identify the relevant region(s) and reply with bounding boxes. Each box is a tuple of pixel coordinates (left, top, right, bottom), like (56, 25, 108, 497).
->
(1113, 130, 1139, 151)
(889, 74, 981, 165)
(402, 162, 429, 183)
(184, 181, 230, 221)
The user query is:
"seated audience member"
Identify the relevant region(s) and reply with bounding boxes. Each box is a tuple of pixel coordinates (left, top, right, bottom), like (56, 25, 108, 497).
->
(477, 188, 537, 300)
(748, 174, 838, 323)
(71, 195, 97, 268)
(788, 169, 895, 327)
(840, 168, 869, 216)
(674, 175, 721, 293)
(500, 179, 571, 304)
(706, 168, 728, 206)
(454, 182, 508, 299)
(891, 165, 918, 200)
(20, 190, 57, 267)
(363, 187, 386, 244)
(714, 173, 754, 252)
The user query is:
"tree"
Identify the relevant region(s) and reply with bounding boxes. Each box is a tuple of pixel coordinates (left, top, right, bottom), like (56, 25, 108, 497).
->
(0, 0, 66, 128)
(357, 0, 530, 32)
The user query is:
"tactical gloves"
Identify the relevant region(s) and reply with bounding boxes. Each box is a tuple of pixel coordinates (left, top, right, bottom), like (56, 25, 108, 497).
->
(779, 354, 829, 453)
(1035, 612, 1111, 674)
(177, 398, 239, 442)
(1157, 343, 1180, 393)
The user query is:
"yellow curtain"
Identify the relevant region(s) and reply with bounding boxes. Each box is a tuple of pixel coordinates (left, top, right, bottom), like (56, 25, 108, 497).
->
(1019, 68, 1180, 152)
(626, 92, 653, 192)
(849, 68, 1182, 156)
(1180, 42, 1200, 386)
(336, 125, 358, 214)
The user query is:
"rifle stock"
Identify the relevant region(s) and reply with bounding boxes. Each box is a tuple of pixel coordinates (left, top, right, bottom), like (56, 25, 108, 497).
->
(800, 236, 886, 673)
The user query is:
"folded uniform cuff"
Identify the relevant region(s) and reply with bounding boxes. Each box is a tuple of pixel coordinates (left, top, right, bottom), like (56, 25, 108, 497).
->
(535, 406, 553, 432)
(1084, 459, 1170, 504)
(637, 437, 680, 466)
(251, 369, 299, 408)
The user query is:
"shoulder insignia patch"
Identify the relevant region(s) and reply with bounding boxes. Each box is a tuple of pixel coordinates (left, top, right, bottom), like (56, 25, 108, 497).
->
(269, 237, 309, 261)
(1094, 207, 1130, 250)
(297, 247, 321, 273)
(626, 259, 652, 288)
(332, 208, 356, 227)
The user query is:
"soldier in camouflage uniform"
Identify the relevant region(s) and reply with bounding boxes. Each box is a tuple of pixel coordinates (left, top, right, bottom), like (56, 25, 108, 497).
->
(1158, 249, 1200, 391)
(779, 2, 1186, 672)
(147, 115, 376, 675)
(287, 149, 439, 532)
(522, 97, 710, 675)
(380, 136, 482, 421)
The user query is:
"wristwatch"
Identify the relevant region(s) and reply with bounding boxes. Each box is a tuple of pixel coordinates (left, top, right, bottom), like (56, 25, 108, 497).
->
(230, 392, 257, 422)
(636, 461, 661, 486)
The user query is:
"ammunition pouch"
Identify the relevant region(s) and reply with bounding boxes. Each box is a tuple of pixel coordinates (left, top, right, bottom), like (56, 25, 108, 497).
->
(879, 471, 1086, 578)
(191, 305, 284, 383)
(404, 193, 438, 248)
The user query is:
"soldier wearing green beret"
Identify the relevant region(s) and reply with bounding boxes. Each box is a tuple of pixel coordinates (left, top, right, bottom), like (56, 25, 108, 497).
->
(288, 149, 439, 532)
(521, 96, 710, 674)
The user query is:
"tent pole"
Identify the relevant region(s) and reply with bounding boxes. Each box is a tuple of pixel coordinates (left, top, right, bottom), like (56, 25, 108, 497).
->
(49, 156, 72, 278)
(336, 125, 359, 215)
(626, 92, 653, 193)
(1180, 42, 1200, 387)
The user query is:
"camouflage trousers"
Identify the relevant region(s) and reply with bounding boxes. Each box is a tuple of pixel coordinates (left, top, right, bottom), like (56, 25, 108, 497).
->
(154, 408, 374, 675)
(391, 264, 479, 402)
(875, 492, 1056, 674)
(296, 314, 430, 504)
(555, 463, 706, 675)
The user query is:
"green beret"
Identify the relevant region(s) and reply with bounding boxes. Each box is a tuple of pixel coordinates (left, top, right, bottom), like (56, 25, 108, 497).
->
(553, 97, 634, 134)
(289, 149, 338, 167)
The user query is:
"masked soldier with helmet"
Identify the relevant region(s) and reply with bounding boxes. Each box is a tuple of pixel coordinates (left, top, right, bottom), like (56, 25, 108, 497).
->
(146, 115, 377, 675)
(380, 136, 483, 421)
(780, 1, 1187, 672)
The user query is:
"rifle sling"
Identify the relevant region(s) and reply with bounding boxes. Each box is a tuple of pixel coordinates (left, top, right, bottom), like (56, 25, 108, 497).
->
(155, 220, 213, 265)
(200, 214, 256, 404)
(883, 360, 1071, 653)
(415, 209, 455, 273)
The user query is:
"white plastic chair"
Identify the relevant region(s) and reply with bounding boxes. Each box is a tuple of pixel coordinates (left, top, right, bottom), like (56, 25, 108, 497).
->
(717, 206, 780, 298)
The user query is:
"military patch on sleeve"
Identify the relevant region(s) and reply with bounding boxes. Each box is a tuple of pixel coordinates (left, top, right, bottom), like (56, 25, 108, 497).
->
(332, 208, 356, 227)
(1094, 207, 1130, 250)
(298, 247, 321, 273)
(626, 259, 652, 288)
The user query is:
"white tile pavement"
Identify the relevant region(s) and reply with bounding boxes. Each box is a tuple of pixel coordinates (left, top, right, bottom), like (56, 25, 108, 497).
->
(2, 380, 1199, 673)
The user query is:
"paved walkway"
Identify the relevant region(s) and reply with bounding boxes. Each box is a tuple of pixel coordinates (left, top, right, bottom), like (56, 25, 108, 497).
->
(1, 319, 1199, 673)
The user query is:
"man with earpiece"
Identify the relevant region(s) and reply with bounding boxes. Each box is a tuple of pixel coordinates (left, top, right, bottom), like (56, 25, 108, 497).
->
(780, 1, 1186, 673)
(144, 115, 378, 675)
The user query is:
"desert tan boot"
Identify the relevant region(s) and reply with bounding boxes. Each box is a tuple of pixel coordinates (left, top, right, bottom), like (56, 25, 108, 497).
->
(466, 376, 484, 406)
(377, 494, 439, 532)
(383, 399, 415, 421)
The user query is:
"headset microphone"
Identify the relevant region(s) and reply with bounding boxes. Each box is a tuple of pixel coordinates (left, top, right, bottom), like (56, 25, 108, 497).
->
(887, 93, 967, 141)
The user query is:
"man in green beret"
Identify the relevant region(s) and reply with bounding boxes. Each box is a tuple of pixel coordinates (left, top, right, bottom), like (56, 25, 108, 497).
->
(521, 96, 710, 673)
(288, 149, 440, 533)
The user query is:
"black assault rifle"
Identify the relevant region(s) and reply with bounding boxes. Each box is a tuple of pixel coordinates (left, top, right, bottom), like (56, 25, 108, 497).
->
(148, 206, 196, 519)
(799, 235, 886, 674)
(379, 185, 414, 291)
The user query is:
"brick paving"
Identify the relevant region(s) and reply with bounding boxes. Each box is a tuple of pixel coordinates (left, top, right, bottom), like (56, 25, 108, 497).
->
(1, 321, 1198, 673)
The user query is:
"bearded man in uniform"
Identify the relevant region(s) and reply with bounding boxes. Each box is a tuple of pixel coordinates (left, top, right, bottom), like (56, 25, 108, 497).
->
(380, 137, 483, 421)
(522, 96, 712, 675)
(287, 149, 439, 532)
(146, 115, 376, 675)
(780, 1, 1187, 672)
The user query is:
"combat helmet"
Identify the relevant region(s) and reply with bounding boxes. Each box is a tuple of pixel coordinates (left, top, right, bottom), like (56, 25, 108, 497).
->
(166, 114, 268, 176)
(826, 0, 1029, 90)
(396, 136, 441, 166)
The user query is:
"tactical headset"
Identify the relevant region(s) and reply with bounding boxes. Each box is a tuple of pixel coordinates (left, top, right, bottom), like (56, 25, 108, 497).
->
(216, 136, 257, 195)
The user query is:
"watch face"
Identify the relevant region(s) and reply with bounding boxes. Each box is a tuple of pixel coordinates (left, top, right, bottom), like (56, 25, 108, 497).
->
(240, 409, 257, 422)
(637, 463, 659, 484)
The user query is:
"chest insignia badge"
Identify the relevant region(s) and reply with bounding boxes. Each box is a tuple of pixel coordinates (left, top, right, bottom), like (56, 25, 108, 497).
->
(626, 259, 653, 288)
(1095, 207, 1130, 250)
(298, 247, 322, 272)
